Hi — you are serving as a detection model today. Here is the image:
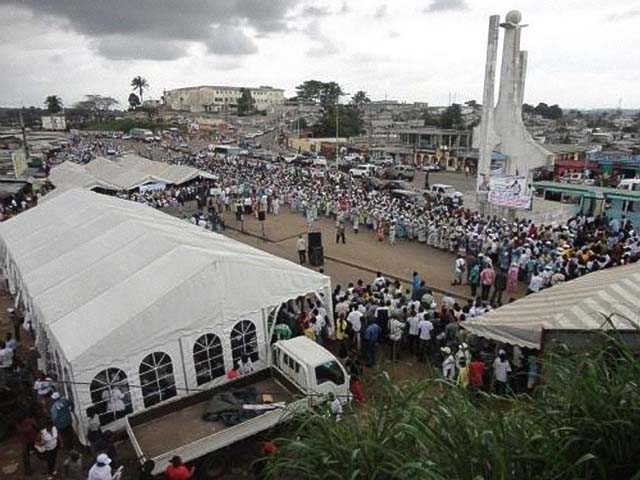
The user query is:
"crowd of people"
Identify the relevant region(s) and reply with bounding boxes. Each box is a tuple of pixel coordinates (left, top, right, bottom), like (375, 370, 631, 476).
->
(272, 269, 537, 400)
(49, 134, 640, 307)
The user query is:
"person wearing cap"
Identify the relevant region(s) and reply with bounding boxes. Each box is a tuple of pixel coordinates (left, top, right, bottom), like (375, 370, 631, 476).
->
(441, 347, 456, 380)
(50, 391, 74, 449)
(493, 349, 512, 395)
(87, 453, 121, 480)
(165, 455, 195, 480)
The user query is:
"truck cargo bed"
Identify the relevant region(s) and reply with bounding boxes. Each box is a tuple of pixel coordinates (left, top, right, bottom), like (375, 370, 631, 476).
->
(126, 368, 303, 469)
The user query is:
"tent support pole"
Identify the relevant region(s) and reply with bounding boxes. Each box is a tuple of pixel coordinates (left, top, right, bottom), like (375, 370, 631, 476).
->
(178, 338, 190, 395)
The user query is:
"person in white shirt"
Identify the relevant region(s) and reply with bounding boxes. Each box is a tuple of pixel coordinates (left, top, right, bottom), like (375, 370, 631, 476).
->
(388, 317, 405, 362)
(87, 453, 122, 480)
(493, 349, 512, 395)
(238, 355, 255, 376)
(406, 310, 420, 355)
(373, 272, 386, 291)
(296, 235, 307, 264)
(0, 340, 13, 371)
(527, 270, 544, 294)
(346, 307, 363, 350)
(328, 392, 343, 421)
(36, 420, 58, 478)
(441, 347, 456, 380)
(417, 315, 434, 362)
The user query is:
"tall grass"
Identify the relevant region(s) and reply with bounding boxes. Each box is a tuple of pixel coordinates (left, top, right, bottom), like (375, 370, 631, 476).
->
(267, 333, 640, 480)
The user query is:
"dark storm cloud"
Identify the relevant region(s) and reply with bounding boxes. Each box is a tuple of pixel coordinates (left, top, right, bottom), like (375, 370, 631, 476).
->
(2, 0, 297, 60)
(424, 0, 467, 13)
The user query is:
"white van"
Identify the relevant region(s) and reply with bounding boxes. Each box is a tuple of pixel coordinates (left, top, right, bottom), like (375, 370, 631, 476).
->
(349, 164, 377, 178)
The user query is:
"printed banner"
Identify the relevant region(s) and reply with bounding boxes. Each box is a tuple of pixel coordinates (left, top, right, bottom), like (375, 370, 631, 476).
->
(478, 174, 532, 209)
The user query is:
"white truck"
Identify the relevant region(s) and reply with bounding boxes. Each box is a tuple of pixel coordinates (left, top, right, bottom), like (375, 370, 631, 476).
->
(125, 337, 349, 477)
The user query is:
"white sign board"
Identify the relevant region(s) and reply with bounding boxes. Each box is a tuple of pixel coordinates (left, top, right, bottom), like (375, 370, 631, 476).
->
(41, 116, 67, 131)
(478, 174, 532, 210)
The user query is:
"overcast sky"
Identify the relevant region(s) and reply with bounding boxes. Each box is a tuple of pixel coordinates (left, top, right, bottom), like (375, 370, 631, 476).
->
(1, 0, 638, 109)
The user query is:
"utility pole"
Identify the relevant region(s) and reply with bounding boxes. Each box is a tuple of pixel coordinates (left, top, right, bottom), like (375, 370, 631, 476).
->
(19, 108, 30, 159)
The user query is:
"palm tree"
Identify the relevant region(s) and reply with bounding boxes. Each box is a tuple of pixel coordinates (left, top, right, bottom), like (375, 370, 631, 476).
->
(130, 76, 149, 103)
(351, 90, 371, 110)
(44, 95, 63, 114)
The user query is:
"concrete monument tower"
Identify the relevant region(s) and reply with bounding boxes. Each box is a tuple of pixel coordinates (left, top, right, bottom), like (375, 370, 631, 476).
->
(476, 10, 552, 182)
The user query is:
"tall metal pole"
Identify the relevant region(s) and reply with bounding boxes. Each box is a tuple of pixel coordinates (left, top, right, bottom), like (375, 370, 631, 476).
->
(335, 99, 339, 167)
(19, 109, 30, 159)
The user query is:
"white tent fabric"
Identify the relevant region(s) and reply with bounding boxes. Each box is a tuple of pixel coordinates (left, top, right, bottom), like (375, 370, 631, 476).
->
(49, 154, 215, 192)
(462, 263, 640, 349)
(0, 188, 330, 369)
(0, 189, 331, 440)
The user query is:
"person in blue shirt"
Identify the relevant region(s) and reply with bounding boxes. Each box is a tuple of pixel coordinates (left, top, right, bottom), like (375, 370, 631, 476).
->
(363, 321, 382, 367)
(50, 392, 74, 449)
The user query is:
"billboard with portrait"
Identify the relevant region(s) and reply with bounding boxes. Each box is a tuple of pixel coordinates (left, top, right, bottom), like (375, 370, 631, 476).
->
(477, 174, 532, 209)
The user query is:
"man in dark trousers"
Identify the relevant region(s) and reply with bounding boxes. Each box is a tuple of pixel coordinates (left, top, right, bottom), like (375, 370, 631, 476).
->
(490, 268, 508, 307)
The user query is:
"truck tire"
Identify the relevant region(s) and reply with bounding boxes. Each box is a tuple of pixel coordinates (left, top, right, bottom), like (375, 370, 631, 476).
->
(197, 451, 230, 480)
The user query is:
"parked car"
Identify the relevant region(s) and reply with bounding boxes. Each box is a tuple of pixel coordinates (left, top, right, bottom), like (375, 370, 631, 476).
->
(383, 164, 416, 181)
(617, 178, 640, 191)
(560, 172, 594, 185)
(312, 156, 328, 168)
(426, 183, 464, 203)
(390, 189, 425, 205)
(350, 164, 377, 178)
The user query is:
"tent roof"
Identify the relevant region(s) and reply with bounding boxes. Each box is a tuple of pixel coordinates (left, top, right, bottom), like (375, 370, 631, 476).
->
(462, 263, 640, 349)
(48, 154, 215, 192)
(0, 189, 329, 371)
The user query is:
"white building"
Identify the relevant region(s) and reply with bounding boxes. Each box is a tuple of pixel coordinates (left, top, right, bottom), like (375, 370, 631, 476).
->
(164, 85, 285, 113)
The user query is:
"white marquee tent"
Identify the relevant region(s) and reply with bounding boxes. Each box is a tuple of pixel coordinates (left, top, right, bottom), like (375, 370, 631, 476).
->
(49, 154, 215, 193)
(0, 189, 331, 441)
(463, 262, 640, 349)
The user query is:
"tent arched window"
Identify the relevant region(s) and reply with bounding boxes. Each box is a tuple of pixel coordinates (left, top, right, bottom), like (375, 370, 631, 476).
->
(193, 334, 225, 386)
(230, 320, 259, 365)
(139, 352, 177, 408)
(89, 368, 133, 426)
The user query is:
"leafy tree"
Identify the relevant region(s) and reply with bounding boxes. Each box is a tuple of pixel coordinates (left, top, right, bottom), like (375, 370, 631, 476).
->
(294, 80, 326, 103)
(465, 99, 480, 109)
(237, 88, 256, 116)
(439, 103, 464, 129)
(139, 104, 159, 120)
(351, 90, 371, 110)
(547, 104, 563, 120)
(421, 109, 437, 127)
(44, 95, 63, 114)
(74, 95, 119, 119)
(313, 104, 364, 138)
(128, 93, 141, 110)
(318, 82, 344, 110)
(522, 103, 535, 114)
(130, 76, 149, 103)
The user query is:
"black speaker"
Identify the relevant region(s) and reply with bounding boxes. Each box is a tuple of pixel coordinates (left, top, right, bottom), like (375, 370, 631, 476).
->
(308, 231, 322, 249)
(258, 211, 266, 221)
(309, 246, 324, 266)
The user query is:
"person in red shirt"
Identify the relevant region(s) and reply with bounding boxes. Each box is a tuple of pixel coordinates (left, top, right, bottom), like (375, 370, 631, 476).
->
(165, 456, 195, 480)
(17, 414, 39, 475)
(349, 375, 365, 403)
(469, 353, 486, 391)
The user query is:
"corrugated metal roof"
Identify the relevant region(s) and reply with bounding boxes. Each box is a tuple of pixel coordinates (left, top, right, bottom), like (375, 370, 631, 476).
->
(462, 263, 640, 349)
